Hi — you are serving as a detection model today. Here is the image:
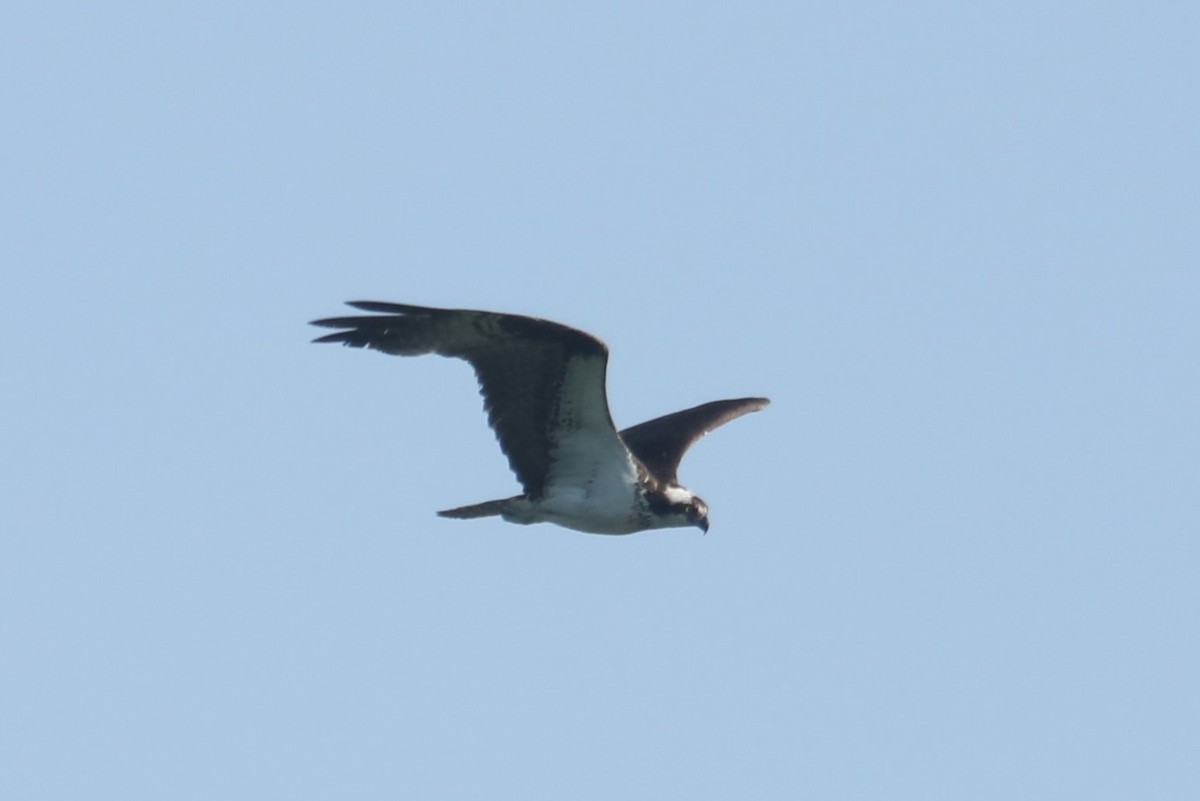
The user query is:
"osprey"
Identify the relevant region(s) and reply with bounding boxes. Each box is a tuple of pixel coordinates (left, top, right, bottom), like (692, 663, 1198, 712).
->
(311, 301, 768, 535)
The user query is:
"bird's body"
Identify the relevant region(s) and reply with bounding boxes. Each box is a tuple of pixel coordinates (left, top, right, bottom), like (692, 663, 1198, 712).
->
(311, 301, 768, 535)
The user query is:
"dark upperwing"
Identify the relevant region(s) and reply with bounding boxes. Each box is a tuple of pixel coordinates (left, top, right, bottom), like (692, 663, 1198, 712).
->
(619, 397, 770, 484)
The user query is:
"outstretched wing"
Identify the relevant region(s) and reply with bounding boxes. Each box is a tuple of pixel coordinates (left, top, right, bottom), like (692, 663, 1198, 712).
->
(619, 397, 770, 484)
(311, 301, 629, 496)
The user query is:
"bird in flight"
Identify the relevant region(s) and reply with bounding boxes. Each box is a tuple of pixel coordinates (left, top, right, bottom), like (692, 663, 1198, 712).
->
(311, 301, 768, 535)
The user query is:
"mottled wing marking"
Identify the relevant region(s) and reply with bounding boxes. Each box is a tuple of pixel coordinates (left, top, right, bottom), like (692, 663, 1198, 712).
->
(311, 301, 620, 496)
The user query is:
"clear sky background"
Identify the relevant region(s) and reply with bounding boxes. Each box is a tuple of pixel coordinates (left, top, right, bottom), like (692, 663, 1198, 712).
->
(3, 2, 1197, 799)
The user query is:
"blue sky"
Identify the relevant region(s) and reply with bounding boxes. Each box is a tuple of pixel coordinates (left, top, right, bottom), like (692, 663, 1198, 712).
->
(3, 2, 1197, 798)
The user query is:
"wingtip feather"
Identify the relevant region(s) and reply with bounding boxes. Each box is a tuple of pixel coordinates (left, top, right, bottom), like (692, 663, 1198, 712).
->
(346, 300, 433, 314)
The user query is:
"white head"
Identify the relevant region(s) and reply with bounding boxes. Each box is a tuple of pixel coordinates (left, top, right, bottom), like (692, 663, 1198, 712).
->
(645, 484, 710, 532)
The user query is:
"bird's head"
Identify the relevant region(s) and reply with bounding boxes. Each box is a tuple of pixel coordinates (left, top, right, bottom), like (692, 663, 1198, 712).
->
(689, 498, 710, 533)
(647, 485, 710, 533)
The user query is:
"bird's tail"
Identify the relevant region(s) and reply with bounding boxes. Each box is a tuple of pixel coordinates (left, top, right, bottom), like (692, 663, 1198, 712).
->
(437, 499, 511, 519)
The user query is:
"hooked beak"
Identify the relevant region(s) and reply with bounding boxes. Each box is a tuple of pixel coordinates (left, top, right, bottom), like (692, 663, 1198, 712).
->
(697, 516, 710, 534)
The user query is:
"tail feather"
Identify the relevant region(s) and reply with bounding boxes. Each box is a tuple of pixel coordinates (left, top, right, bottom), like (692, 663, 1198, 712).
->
(437, 499, 510, 519)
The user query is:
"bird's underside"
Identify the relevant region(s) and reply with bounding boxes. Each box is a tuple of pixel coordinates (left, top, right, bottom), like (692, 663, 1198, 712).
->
(311, 301, 768, 534)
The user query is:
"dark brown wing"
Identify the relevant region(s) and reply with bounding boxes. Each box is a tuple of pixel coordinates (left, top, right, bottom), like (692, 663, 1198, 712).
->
(619, 397, 770, 483)
(311, 301, 617, 496)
